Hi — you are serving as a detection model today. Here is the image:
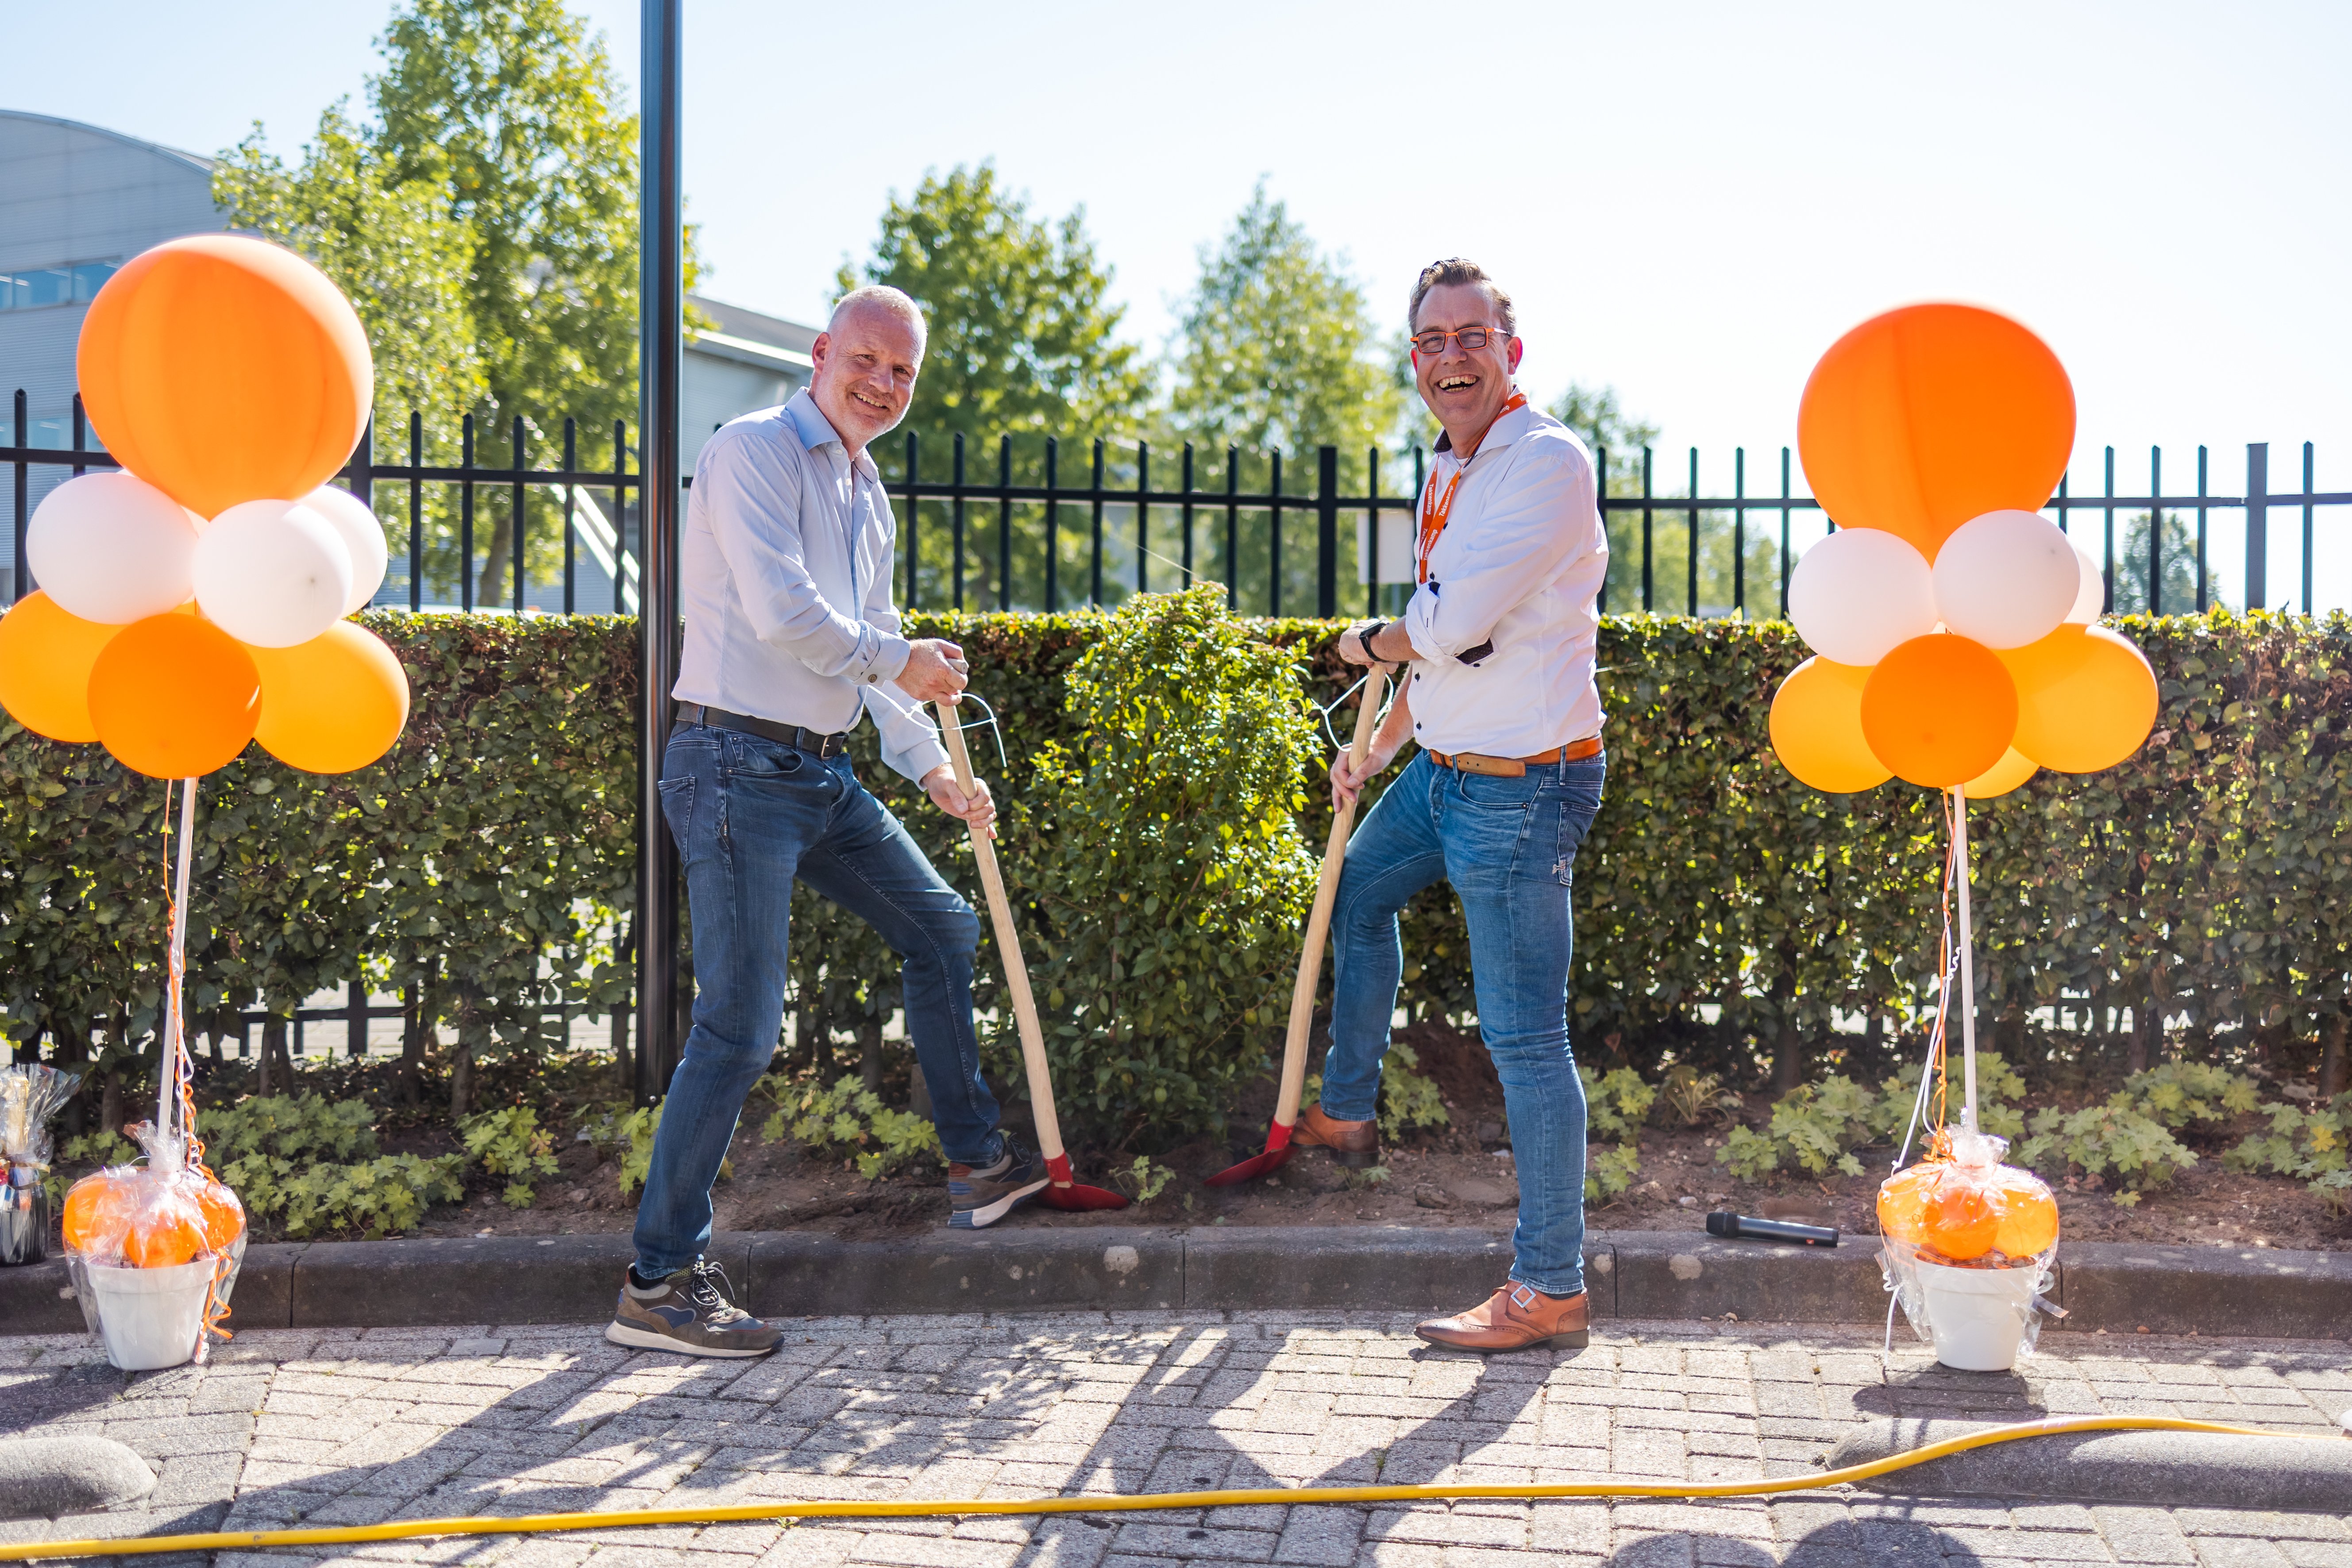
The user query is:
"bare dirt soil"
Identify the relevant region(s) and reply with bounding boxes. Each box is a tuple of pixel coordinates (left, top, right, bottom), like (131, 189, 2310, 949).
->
(405, 1022, 2352, 1253)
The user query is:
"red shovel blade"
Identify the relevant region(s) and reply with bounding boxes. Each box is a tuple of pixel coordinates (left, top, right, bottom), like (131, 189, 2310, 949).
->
(1203, 1121, 1295, 1187)
(1035, 1151, 1129, 1211)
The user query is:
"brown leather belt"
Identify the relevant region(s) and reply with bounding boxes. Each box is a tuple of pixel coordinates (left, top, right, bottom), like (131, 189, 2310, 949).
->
(1426, 734, 1603, 778)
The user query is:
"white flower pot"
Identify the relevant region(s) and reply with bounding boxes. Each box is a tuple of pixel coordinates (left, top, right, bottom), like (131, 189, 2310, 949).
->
(83, 1258, 214, 1372)
(1914, 1257, 2040, 1371)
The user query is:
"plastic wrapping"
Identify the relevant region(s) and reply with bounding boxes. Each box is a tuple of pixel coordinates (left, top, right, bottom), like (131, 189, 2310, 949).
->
(1877, 1130, 2059, 1368)
(1, 1064, 81, 1265)
(61, 1120, 245, 1369)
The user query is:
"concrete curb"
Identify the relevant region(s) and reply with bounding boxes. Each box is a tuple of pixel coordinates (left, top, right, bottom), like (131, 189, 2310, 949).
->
(1825, 1417, 2352, 1512)
(1, 1227, 2346, 1338)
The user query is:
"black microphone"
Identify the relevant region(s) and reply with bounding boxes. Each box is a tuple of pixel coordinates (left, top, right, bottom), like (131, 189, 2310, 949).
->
(1705, 1211, 1839, 1247)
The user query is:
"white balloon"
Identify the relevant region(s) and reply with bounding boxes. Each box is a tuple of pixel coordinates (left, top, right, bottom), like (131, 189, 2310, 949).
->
(1786, 528, 1938, 666)
(1932, 509, 2079, 649)
(2064, 536, 2104, 623)
(191, 500, 353, 648)
(301, 485, 390, 615)
(25, 472, 201, 623)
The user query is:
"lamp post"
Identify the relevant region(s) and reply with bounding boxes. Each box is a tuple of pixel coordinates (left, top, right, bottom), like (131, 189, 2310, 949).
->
(635, 0, 684, 1103)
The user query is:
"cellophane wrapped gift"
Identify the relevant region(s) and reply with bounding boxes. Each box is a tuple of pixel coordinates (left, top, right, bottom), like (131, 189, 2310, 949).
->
(61, 1120, 246, 1369)
(1877, 1130, 2059, 1360)
(1, 1064, 81, 1265)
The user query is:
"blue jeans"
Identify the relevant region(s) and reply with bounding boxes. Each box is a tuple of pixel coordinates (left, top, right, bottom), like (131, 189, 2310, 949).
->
(633, 723, 999, 1277)
(1320, 749, 1607, 1298)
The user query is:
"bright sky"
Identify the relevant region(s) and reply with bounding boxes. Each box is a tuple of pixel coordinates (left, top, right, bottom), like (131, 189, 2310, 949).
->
(7, 0, 2347, 606)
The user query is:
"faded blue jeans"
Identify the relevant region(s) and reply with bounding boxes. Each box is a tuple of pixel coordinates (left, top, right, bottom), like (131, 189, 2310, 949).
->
(633, 723, 1000, 1278)
(1319, 749, 1607, 1298)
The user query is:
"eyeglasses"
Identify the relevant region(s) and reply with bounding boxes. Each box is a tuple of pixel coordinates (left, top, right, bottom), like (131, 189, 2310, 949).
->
(1410, 325, 1508, 355)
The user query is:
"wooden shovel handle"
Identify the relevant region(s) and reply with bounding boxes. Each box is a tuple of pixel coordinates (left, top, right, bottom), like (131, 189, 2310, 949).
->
(936, 697, 1064, 1164)
(1273, 666, 1389, 1131)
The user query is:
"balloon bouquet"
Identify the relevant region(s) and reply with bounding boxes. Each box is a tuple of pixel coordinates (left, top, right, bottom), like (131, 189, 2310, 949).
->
(1768, 304, 2157, 1371)
(0, 235, 409, 1370)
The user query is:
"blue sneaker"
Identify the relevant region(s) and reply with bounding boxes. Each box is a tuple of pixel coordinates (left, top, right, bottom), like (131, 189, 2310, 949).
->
(948, 1135, 1048, 1229)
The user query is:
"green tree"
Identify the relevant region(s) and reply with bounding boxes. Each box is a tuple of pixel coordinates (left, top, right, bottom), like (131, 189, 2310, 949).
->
(1165, 185, 1405, 463)
(2110, 511, 2223, 615)
(217, 0, 651, 607)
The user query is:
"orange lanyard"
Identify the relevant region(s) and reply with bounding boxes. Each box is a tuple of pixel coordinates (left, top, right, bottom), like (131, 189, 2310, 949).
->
(1416, 392, 1527, 583)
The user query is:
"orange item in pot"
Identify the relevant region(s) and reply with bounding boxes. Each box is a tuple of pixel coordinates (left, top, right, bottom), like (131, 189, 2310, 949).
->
(122, 1189, 208, 1268)
(192, 1178, 246, 1252)
(62, 1172, 139, 1256)
(1876, 1161, 1939, 1244)
(1921, 1178, 2001, 1260)
(1987, 1163, 2059, 1258)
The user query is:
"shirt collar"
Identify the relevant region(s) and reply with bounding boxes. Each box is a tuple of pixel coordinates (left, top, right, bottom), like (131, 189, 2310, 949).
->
(1433, 387, 1536, 460)
(782, 388, 879, 481)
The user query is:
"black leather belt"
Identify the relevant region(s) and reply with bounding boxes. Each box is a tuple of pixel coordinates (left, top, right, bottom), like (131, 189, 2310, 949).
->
(673, 703, 851, 758)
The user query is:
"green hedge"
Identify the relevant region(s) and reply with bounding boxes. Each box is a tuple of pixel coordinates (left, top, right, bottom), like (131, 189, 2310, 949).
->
(4, 604, 2346, 1131)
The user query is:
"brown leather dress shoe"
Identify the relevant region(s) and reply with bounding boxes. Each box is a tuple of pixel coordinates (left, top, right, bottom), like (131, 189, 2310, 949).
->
(1291, 1104, 1380, 1167)
(1415, 1282, 1590, 1352)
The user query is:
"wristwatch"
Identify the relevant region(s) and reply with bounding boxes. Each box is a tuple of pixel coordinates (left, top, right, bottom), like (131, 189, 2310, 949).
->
(1350, 618, 1391, 663)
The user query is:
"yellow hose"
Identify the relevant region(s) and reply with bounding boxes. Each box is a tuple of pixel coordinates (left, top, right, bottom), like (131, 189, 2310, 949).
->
(1, 1416, 2322, 1563)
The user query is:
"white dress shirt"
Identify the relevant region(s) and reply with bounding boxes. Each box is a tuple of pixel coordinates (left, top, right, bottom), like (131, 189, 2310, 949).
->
(1400, 395, 1608, 759)
(672, 390, 949, 784)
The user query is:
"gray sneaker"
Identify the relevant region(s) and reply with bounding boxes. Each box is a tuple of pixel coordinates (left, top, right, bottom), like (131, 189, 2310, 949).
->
(605, 1259, 782, 1357)
(948, 1135, 1049, 1229)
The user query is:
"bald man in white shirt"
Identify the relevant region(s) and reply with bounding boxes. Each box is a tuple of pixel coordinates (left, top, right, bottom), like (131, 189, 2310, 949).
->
(1306, 258, 1610, 1354)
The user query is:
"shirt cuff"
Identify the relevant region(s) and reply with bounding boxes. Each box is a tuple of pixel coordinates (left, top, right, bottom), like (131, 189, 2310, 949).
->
(895, 738, 951, 786)
(1402, 588, 1446, 663)
(860, 631, 914, 686)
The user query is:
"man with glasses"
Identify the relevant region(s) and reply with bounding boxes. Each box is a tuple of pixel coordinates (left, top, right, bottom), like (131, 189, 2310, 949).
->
(1308, 258, 1611, 1352)
(611, 286, 1048, 1359)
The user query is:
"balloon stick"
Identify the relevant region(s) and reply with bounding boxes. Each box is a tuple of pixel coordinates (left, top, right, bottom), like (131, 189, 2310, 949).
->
(155, 777, 198, 1145)
(1951, 785, 1978, 1135)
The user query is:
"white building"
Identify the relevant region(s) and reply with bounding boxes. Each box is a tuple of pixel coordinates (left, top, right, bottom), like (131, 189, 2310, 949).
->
(1, 108, 817, 612)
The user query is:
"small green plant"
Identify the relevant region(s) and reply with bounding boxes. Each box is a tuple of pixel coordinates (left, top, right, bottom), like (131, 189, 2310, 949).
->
(2224, 1095, 2349, 1211)
(223, 1150, 466, 1238)
(1378, 1042, 1451, 1141)
(1113, 1154, 1176, 1205)
(458, 1106, 559, 1207)
(2123, 1063, 2261, 1129)
(614, 1103, 663, 1195)
(1348, 1163, 1393, 1190)
(764, 1076, 942, 1180)
(60, 1130, 136, 1168)
(1586, 1143, 1642, 1201)
(1719, 1075, 1879, 1181)
(1577, 1066, 1652, 1198)
(1661, 1065, 1740, 1127)
(2019, 1099, 2197, 1195)
(198, 1095, 379, 1163)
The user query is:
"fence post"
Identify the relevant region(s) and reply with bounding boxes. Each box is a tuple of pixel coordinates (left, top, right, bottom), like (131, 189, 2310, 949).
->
(1316, 445, 1339, 618)
(511, 415, 527, 613)
(347, 980, 368, 1060)
(410, 412, 425, 612)
(2245, 442, 2268, 610)
(951, 431, 965, 613)
(903, 431, 920, 609)
(12, 389, 27, 603)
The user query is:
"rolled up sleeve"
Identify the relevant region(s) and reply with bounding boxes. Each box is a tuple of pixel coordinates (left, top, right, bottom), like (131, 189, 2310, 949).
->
(702, 434, 911, 685)
(1402, 445, 1591, 662)
(863, 511, 947, 783)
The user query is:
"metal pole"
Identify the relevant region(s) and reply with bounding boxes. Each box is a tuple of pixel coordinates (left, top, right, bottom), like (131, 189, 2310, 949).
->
(997, 434, 1012, 612)
(460, 414, 475, 613)
(2147, 447, 2162, 615)
(1953, 787, 1979, 1136)
(1316, 445, 1339, 618)
(409, 411, 424, 612)
(1595, 446, 1608, 616)
(1182, 443, 1195, 589)
(1224, 446, 1239, 612)
(512, 414, 527, 613)
(1732, 447, 1744, 617)
(2196, 446, 2209, 612)
(1135, 440, 1149, 597)
(903, 431, 919, 608)
(1685, 447, 1698, 616)
(2303, 441, 2316, 615)
(2245, 443, 2268, 611)
(1365, 444, 1379, 617)
(635, 0, 685, 1105)
(951, 431, 964, 613)
(563, 417, 577, 615)
(1089, 438, 1105, 605)
(1779, 447, 1791, 618)
(2102, 446, 2115, 614)
(12, 389, 27, 603)
(1640, 447, 1654, 613)
(1268, 448, 1284, 617)
(1044, 437, 1059, 612)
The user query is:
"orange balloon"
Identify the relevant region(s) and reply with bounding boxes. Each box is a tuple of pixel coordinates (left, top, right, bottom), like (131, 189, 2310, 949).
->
(1859, 634, 2018, 788)
(0, 591, 122, 742)
(62, 1172, 138, 1256)
(122, 1190, 208, 1268)
(1987, 1165, 2059, 1259)
(1797, 304, 2075, 560)
(77, 235, 372, 519)
(1963, 746, 2039, 801)
(87, 613, 260, 778)
(250, 622, 410, 774)
(1877, 1162, 1940, 1244)
(1920, 1176, 2000, 1261)
(1769, 657, 1890, 793)
(1997, 624, 2159, 774)
(191, 1179, 246, 1252)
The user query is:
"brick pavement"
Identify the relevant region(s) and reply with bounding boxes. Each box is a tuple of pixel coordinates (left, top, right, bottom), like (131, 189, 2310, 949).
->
(3, 1312, 2347, 1568)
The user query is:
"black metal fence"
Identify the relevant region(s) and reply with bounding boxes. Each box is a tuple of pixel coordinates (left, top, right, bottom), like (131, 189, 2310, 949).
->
(8, 387, 2346, 620)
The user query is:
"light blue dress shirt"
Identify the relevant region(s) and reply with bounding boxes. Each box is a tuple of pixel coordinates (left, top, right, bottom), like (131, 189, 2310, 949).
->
(672, 390, 948, 783)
